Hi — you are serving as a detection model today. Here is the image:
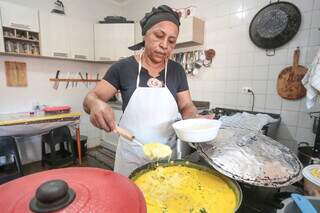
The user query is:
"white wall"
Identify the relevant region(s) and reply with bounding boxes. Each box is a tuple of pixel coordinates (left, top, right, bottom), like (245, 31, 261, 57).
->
(0, 0, 122, 164)
(0, 0, 122, 23)
(122, 0, 320, 151)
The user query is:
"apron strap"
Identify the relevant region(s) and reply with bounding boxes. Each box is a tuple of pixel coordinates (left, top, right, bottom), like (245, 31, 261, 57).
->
(136, 53, 168, 88)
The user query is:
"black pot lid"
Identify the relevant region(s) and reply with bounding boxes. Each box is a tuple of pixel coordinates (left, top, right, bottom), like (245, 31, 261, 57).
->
(196, 127, 303, 187)
(249, 1, 301, 49)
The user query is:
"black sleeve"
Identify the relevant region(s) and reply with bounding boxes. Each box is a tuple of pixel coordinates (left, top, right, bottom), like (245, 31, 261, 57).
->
(103, 62, 121, 90)
(176, 63, 189, 93)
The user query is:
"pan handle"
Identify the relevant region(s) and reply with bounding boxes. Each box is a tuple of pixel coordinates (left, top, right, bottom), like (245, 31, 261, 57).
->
(266, 49, 275, 56)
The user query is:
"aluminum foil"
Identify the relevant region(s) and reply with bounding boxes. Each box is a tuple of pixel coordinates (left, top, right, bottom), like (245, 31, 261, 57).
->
(196, 127, 303, 187)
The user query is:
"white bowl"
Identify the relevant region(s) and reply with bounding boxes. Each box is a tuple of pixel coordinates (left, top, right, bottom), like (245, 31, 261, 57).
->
(172, 118, 222, 143)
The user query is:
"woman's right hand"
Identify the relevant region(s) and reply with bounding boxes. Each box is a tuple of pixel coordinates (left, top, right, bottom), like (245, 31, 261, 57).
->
(89, 100, 116, 132)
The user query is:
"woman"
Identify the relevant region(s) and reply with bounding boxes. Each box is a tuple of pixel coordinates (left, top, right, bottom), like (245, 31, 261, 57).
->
(83, 5, 199, 176)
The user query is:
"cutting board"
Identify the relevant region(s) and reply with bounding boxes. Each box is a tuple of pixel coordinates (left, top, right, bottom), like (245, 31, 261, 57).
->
(5, 61, 27, 87)
(277, 48, 307, 100)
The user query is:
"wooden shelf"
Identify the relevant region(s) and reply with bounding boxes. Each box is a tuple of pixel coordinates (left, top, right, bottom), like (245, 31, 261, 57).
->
(4, 36, 39, 42)
(4, 51, 40, 56)
(49, 78, 101, 82)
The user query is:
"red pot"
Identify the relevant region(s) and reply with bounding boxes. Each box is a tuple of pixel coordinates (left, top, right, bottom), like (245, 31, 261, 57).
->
(0, 167, 146, 213)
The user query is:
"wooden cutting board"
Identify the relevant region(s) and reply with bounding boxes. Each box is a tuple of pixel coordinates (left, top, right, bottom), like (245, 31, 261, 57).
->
(277, 48, 307, 100)
(5, 61, 27, 87)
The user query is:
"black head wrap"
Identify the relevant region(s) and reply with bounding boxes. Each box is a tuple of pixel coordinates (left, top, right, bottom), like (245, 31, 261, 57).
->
(128, 5, 180, 51)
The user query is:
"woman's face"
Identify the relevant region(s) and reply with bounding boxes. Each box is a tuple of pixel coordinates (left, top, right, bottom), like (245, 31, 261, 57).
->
(144, 21, 179, 63)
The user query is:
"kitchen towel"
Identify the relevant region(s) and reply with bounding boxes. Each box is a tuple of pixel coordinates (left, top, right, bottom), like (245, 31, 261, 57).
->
(219, 112, 279, 131)
(302, 47, 320, 109)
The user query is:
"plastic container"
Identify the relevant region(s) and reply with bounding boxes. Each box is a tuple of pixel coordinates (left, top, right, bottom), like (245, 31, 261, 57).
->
(277, 196, 320, 213)
(172, 118, 222, 143)
(302, 164, 320, 196)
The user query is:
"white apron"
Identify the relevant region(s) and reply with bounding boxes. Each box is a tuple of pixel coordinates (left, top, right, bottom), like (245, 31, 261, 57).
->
(114, 54, 180, 177)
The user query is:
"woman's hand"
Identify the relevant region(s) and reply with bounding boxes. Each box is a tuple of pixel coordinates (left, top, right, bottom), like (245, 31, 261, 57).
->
(89, 100, 116, 132)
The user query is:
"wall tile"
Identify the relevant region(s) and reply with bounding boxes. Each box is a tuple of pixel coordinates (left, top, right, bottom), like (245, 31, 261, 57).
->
(238, 66, 253, 80)
(296, 127, 316, 144)
(226, 80, 239, 93)
(240, 53, 255, 66)
(243, 0, 257, 10)
(277, 125, 297, 140)
(253, 65, 269, 80)
(309, 28, 320, 46)
(281, 99, 301, 111)
(315, 0, 320, 10)
(254, 52, 270, 66)
(298, 112, 314, 128)
(254, 94, 266, 109)
(301, 11, 313, 30)
(307, 45, 320, 63)
(265, 95, 282, 110)
(267, 80, 277, 95)
(281, 111, 299, 126)
(268, 65, 284, 80)
(252, 80, 267, 94)
(229, 0, 244, 14)
(269, 49, 288, 65)
(311, 10, 320, 28)
(292, 0, 315, 12)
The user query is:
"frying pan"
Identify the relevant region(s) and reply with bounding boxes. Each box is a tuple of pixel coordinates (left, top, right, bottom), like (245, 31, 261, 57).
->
(129, 160, 243, 212)
(249, 1, 301, 50)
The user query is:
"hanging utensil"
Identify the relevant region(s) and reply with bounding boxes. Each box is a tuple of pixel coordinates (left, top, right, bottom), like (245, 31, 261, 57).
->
(53, 70, 60, 90)
(78, 72, 87, 87)
(65, 72, 70, 89)
(277, 47, 307, 100)
(249, 1, 301, 54)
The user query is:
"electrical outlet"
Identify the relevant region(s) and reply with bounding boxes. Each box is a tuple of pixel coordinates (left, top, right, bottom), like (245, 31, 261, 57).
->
(242, 87, 253, 93)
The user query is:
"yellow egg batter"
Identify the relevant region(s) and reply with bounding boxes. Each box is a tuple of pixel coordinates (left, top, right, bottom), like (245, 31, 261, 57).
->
(134, 165, 237, 213)
(311, 168, 320, 179)
(143, 143, 172, 160)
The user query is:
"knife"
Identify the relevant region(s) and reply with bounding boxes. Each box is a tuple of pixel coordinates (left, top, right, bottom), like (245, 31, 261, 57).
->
(65, 72, 71, 89)
(86, 72, 88, 87)
(79, 72, 87, 87)
(53, 70, 60, 90)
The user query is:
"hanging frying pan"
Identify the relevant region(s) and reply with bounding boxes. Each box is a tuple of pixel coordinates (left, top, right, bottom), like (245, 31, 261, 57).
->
(249, 1, 301, 52)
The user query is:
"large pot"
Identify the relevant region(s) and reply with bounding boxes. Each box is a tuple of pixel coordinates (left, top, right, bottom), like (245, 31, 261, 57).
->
(129, 160, 242, 212)
(298, 142, 320, 167)
(0, 167, 146, 213)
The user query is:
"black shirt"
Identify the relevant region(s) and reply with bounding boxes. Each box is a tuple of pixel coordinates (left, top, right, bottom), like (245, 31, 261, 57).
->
(103, 56, 189, 111)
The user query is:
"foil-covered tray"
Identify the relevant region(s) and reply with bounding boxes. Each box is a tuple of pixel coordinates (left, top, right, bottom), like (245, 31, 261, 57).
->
(196, 127, 303, 187)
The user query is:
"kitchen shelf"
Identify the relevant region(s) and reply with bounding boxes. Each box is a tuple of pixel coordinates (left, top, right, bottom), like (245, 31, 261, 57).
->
(4, 36, 39, 42)
(2, 26, 40, 56)
(4, 51, 40, 56)
(49, 78, 101, 82)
